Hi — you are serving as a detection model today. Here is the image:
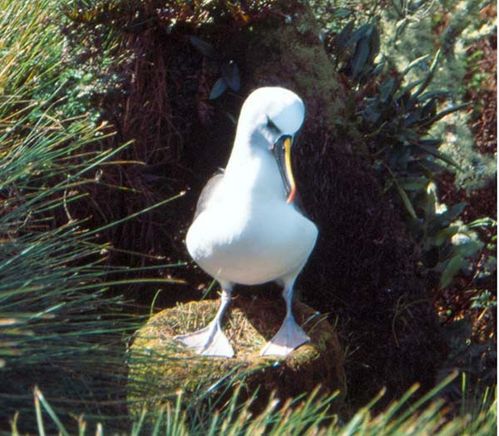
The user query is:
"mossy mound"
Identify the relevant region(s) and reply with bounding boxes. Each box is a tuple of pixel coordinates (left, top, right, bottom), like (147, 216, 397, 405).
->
(127, 295, 346, 416)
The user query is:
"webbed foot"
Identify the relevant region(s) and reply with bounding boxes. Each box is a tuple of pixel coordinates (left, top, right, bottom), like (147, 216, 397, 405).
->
(175, 322, 234, 358)
(260, 317, 310, 356)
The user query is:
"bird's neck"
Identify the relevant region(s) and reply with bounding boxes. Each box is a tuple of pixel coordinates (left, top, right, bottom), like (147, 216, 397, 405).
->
(224, 131, 286, 202)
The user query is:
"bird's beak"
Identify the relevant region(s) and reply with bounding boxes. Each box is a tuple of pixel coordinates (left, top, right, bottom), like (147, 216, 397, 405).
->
(273, 135, 296, 204)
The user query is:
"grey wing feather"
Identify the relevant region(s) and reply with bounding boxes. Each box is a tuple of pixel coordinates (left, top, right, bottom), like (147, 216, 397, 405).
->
(193, 170, 225, 219)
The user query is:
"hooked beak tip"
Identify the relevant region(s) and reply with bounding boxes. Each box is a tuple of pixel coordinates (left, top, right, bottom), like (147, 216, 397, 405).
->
(283, 137, 297, 204)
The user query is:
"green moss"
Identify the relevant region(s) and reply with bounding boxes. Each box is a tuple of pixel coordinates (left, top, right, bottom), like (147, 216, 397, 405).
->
(127, 296, 346, 417)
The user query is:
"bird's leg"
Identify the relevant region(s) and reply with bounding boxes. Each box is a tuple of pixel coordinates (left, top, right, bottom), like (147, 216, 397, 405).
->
(260, 279, 310, 356)
(175, 284, 234, 358)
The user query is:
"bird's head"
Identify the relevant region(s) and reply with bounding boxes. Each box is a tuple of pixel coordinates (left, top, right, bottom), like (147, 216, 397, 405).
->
(237, 87, 305, 204)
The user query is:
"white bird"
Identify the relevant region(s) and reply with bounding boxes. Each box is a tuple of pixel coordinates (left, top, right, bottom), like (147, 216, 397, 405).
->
(175, 87, 318, 357)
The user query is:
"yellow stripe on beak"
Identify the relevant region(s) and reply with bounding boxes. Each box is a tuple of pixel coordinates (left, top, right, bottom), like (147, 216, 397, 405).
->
(284, 137, 296, 204)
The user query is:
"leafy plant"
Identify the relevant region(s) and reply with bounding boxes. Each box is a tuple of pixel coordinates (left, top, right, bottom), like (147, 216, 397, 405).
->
(333, 22, 382, 83)
(330, 19, 484, 291)
(190, 36, 241, 100)
(329, 14, 496, 402)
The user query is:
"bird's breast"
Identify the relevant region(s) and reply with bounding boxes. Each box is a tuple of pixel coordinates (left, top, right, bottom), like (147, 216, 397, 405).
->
(186, 198, 318, 285)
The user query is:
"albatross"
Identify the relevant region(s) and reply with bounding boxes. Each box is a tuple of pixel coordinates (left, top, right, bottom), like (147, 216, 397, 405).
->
(176, 87, 318, 357)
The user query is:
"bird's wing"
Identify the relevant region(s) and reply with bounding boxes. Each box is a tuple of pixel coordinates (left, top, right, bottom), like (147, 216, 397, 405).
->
(193, 170, 225, 219)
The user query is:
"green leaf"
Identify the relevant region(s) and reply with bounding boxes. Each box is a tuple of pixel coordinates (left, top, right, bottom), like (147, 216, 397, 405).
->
(439, 255, 465, 288)
(413, 49, 441, 99)
(209, 78, 228, 100)
(456, 238, 483, 257)
(221, 61, 240, 92)
(418, 90, 450, 101)
(189, 36, 217, 59)
(468, 217, 497, 229)
(416, 158, 448, 175)
(396, 78, 424, 100)
(34, 387, 70, 436)
(334, 8, 352, 19)
(335, 20, 355, 50)
(368, 24, 380, 61)
(402, 54, 431, 75)
(394, 17, 409, 40)
(434, 226, 460, 246)
(404, 110, 422, 127)
(372, 57, 385, 76)
(415, 143, 461, 169)
(396, 128, 419, 144)
(379, 77, 397, 102)
(363, 104, 381, 124)
(398, 176, 428, 191)
(351, 37, 370, 78)
(421, 98, 437, 119)
(394, 182, 417, 219)
(419, 103, 470, 128)
(441, 202, 467, 222)
(418, 138, 442, 148)
(397, 89, 413, 110)
(348, 23, 372, 45)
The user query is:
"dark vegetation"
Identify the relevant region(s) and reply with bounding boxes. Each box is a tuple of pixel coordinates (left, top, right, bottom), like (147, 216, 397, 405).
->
(1, 0, 496, 433)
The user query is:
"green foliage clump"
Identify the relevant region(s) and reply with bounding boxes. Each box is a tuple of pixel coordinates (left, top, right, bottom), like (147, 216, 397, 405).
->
(378, 0, 496, 191)
(0, 0, 113, 366)
(0, 0, 147, 431)
(329, 19, 475, 299)
(324, 4, 495, 401)
(25, 374, 497, 435)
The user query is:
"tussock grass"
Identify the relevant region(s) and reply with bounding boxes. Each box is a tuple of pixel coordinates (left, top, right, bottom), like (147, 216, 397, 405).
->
(0, 0, 182, 431)
(23, 374, 497, 435)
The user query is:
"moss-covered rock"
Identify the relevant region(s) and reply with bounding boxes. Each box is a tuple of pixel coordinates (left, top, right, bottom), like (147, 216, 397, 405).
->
(127, 295, 346, 416)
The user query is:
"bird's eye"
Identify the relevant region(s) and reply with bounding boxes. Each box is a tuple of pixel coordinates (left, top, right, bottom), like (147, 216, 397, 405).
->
(266, 117, 279, 131)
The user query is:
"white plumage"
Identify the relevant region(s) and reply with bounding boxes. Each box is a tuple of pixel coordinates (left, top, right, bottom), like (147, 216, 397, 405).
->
(176, 87, 318, 357)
